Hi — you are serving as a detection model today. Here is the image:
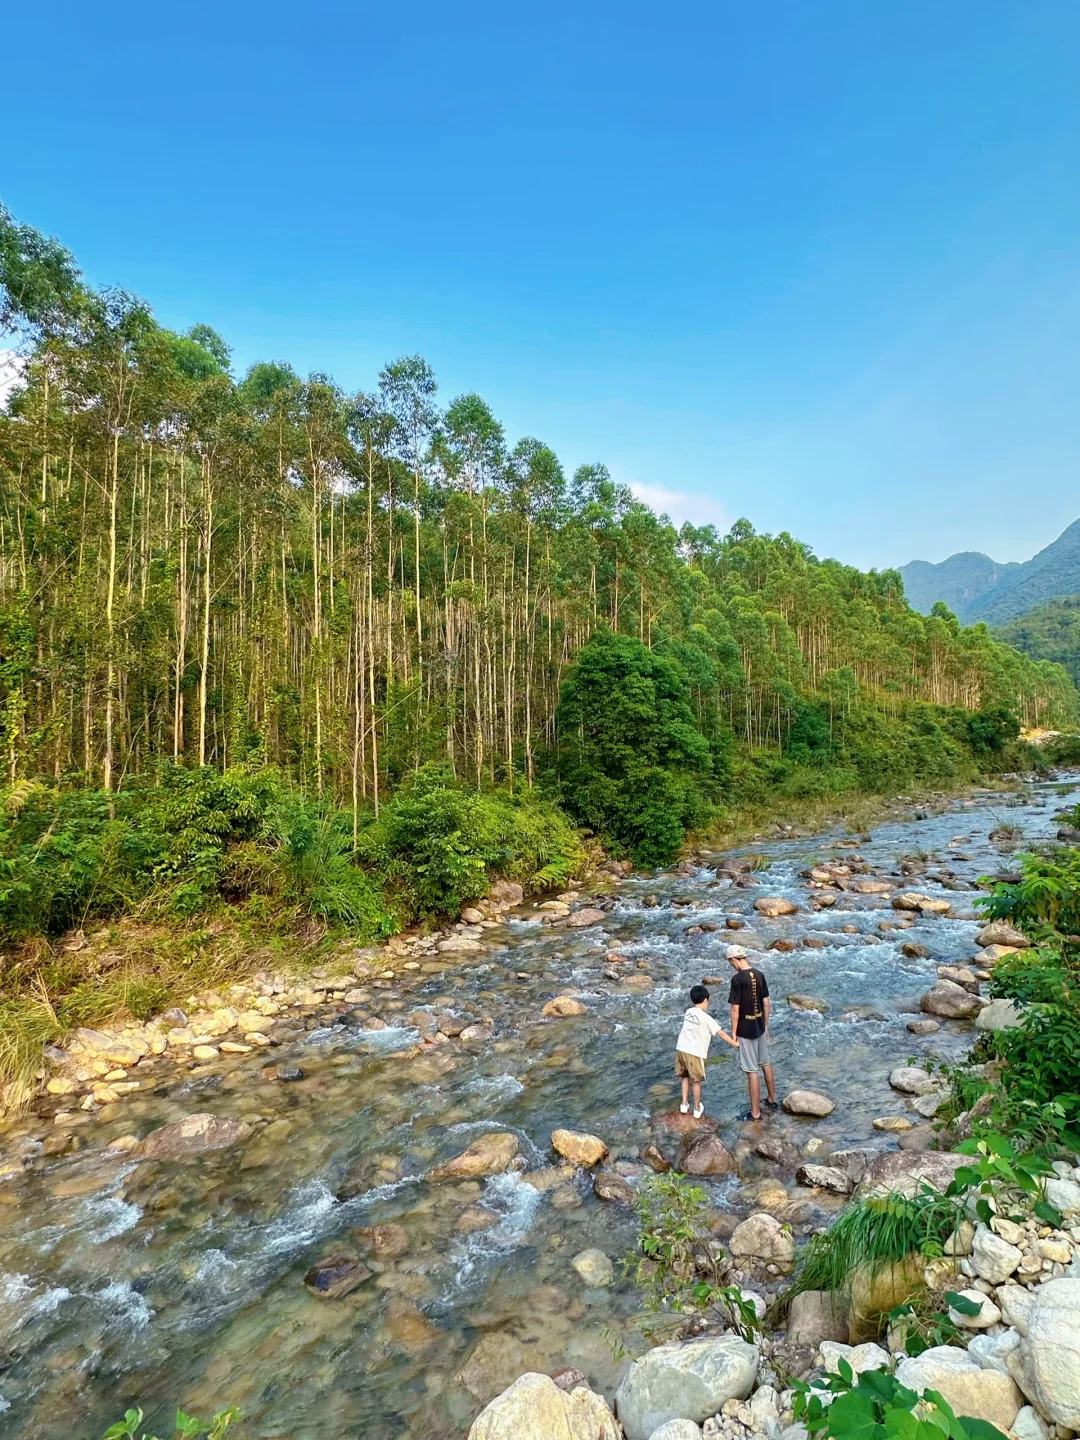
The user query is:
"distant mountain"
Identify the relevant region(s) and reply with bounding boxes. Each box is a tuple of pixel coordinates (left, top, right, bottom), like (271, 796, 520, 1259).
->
(899, 518, 1080, 625)
(995, 595, 1080, 687)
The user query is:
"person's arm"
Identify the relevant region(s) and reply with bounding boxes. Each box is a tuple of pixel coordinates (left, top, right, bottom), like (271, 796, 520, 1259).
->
(730, 1000, 740, 1039)
(709, 1012, 738, 1049)
(763, 995, 771, 1035)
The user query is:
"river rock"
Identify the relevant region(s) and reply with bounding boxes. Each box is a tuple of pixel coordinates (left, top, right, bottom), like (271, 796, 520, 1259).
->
(782, 1089, 834, 1117)
(912, 1091, 947, 1118)
(907, 1017, 940, 1034)
(138, 1113, 249, 1160)
(647, 1424, 703, 1440)
(895, 1347, 1021, 1430)
(902, 942, 930, 958)
(873, 1115, 913, 1132)
(643, 1145, 672, 1173)
(430, 1132, 520, 1181)
(567, 907, 608, 928)
(467, 1372, 620, 1440)
(355, 1223, 409, 1259)
(998, 1284, 1034, 1336)
(486, 880, 524, 909)
(457, 1332, 532, 1404)
(937, 964, 979, 991)
(920, 980, 986, 1020)
(1011, 1408, 1050, 1440)
(857, 1150, 966, 1198)
(552, 1128, 608, 1166)
(977, 943, 1022, 963)
(850, 878, 892, 895)
(888, 1066, 938, 1095)
(438, 935, 483, 953)
(848, 1255, 925, 1342)
(1044, 1176, 1080, 1213)
(303, 1254, 373, 1299)
(972, 1224, 1022, 1284)
(730, 1212, 795, 1268)
(572, 1248, 614, 1286)
(1016, 1277, 1080, 1426)
(787, 995, 828, 1013)
(756, 1136, 802, 1168)
(543, 996, 589, 1017)
(796, 1164, 853, 1194)
(614, 1335, 760, 1440)
(820, 1341, 890, 1377)
(976, 920, 1030, 948)
(755, 897, 799, 917)
(680, 1133, 737, 1176)
(948, 1288, 1001, 1328)
(786, 1289, 848, 1347)
(460, 1023, 494, 1042)
(967, 1327, 1022, 1374)
(893, 892, 947, 913)
(975, 998, 1022, 1032)
(594, 1171, 634, 1203)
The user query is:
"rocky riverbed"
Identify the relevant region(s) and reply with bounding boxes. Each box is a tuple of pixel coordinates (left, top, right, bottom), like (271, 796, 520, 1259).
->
(0, 779, 1078, 1438)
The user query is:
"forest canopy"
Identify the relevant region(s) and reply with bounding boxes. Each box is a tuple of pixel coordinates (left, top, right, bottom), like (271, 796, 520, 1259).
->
(0, 203, 1076, 873)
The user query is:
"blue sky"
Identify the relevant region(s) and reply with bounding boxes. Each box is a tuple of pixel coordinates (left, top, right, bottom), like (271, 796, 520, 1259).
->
(5, 0, 1080, 569)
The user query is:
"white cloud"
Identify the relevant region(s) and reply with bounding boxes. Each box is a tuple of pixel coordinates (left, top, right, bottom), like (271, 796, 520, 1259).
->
(628, 480, 729, 531)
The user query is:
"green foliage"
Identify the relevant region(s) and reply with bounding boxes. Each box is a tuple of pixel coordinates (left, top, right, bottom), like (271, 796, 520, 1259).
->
(996, 593, 1080, 686)
(789, 1189, 963, 1300)
(887, 1298, 971, 1357)
(947, 1135, 1060, 1227)
(556, 630, 716, 865)
(961, 705, 1020, 757)
(979, 850, 1080, 938)
(794, 1358, 1007, 1440)
(101, 1406, 239, 1440)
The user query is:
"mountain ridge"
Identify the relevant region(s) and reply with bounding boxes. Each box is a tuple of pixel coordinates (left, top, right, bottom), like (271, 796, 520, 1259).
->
(899, 518, 1080, 624)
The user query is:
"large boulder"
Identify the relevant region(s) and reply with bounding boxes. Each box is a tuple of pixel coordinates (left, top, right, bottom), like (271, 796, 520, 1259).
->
(567, 907, 608, 929)
(1044, 1176, 1080, 1213)
(487, 880, 524, 909)
(782, 1089, 835, 1117)
(796, 1164, 853, 1194)
(888, 1067, 938, 1095)
(857, 1150, 966, 1199)
(893, 893, 950, 914)
(681, 1133, 737, 1177)
(552, 1129, 609, 1167)
(848, 1255, 924, 1342)
(976, 920, 1030, 948)
(138, 1113, 250, 1160)
(755, 896, 799, 917)
(430, 1132, 520, 1181)
(1015, 1277, 1080, 1427)
(614, 1335, 759, 1440)
(975, 998, 1023, 1033)
(895, 1346, 1021, 1430)
(467, 1372, 620, 1439)
(457, 1333, 532, 1404)
(729, 1212, 795, 1269)
(786, 1290, 848, 1347)
(647, 1424, 703, 1440)
(920, 981, 986, 1020)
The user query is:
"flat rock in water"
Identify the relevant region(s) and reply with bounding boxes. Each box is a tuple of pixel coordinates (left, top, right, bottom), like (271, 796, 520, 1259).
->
(796, 1164, 853, 1194)
(756, 1136, 802, 1168)
(567, 907, 608, 928)
(138, 1113, 249, 1160)
(755, 896, 799, 917)
(782, 1089, 835, 1117)
(787, 994, 828, 1013)
(593, 1170, 634, 1203)
(681, 1133, 737, 1176)
(430, 1131, 520, 1182)
(907, 1018, 940, 1035)
(571, 1247, 614, 1286)
(542, 995, 588, 1017)
(355, 1223, 409, 1258)
(304, 1254, 373, 1299)
(921, 980, 986, 1020)
(857, 1150, 966, 1198)
(551, 1128, 608, 1167)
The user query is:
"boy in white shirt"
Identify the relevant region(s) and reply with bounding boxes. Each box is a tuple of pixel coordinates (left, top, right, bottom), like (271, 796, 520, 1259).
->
(675, 984, 738, 1118)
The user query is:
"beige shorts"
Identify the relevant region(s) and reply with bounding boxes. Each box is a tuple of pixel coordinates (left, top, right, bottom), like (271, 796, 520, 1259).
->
(675, 1050, 706, 1083)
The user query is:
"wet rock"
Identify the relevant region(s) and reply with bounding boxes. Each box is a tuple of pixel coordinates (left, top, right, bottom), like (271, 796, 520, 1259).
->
(552, 1129, 608, 1167)
(901, 942, 929, 958)
(551, 1366, 589, 1392)
(796, 1164, 853, 1194)
(643, 1144, 672, 1173)
(263, 1064, 304, 1082)
(888, 1066, 938, 1095)
(456, 1205, 500, 1235)
(593, 1171, 634, 1203)
(892, 893, 951, 914)
(437, 1013, 468, 1037)
(787, 995, 828, 1013)
(542, 996, 589, 1017)
(975, 998, 1022, 1032)
(438, 935, 483, 953)
(754, 897, 799, 917)
(756, 1137, 802, 1168)
(920, 980, 986, 1020)
(614, 1334, 759, 1440)
(138, 1113, 249, 1160)
(567, 908, 608, 928)
(725, 917, 746, 929)
(303, 1254, 373, 1299)
(571, 1247, 614, 1286)
(896, 1347, 1021, 1430)
(770, 938, 798, 952)
(975, 920, 1030, 948)
(857, 1150, 966, 1198)
(681, 1133, 737, 1177)
(729, 1212, 795, 1268)
(383, 1296, 441, 1350)
(430, 1132, 521, 1182)
(849, 878, 892, 895)
(467, 1372, 620, 1440)
(906, 1018, 940, 1035)
(355, 1223, 409, 1259)
(457, 1332, 532, 1404)
(460, 1023, 494, 1043)
(786, 1289, 848, 1347)
(782, 1089, 835, 1118)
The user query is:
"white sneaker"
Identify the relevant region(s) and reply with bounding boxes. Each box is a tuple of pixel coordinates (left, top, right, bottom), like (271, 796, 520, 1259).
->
(679, 1102, 690, 1114)
(693, 1104, 705, 1119)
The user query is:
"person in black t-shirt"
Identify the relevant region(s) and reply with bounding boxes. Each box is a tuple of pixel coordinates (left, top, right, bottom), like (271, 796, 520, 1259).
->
(726, 945, 778, 1121)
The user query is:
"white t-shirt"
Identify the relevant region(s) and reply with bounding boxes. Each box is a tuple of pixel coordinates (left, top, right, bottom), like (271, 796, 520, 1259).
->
(676, 1006, 724, 1059)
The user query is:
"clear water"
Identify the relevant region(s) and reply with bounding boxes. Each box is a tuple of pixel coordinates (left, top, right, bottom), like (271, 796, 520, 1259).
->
(0, 779, 1075, 1439)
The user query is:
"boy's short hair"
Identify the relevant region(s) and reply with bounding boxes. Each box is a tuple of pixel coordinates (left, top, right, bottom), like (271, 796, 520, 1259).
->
(689, 984, 710, 1005)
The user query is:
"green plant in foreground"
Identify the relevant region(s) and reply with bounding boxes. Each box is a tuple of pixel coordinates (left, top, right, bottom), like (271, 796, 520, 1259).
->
(947, 1134, 1061, 1228)
(793, 1359, 1007, 1440)
(887, 1293, 980, 1357)
(101, 1408, 239, 1440)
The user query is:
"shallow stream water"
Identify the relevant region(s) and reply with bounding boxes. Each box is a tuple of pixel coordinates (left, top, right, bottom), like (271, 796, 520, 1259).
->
(1, 778, 1078, 1439)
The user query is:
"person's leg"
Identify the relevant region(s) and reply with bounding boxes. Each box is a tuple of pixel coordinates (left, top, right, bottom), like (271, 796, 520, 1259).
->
(681, 1075, 690, 1109)
(693, 1079, 702, 1113)
(762, 1062, 777, 1105)
(746, 1069, 762, 1119)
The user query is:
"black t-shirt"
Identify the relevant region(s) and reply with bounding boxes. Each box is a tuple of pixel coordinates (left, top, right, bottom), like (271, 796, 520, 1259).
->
(728, 968, 769, 1039)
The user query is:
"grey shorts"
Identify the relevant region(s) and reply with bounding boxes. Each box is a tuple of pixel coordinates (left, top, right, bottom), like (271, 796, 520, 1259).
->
(737, 1034, 771, 1074)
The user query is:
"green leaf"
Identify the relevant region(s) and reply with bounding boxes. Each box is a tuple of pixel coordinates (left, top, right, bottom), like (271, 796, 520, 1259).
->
(1034, 1199, 1063, 1227)
(944, 1291, 983, 1317)
(827, 1389, 881, 1440)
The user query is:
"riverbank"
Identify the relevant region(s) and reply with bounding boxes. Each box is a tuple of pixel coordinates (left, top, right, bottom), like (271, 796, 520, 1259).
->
(1, 774, 1076, 1436)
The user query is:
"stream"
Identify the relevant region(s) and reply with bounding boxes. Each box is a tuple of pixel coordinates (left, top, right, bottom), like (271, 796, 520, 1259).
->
(1, 778, 1078, 1440)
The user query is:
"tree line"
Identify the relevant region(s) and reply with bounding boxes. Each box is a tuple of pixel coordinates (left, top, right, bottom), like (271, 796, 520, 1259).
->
(1, 203, 1076, 834)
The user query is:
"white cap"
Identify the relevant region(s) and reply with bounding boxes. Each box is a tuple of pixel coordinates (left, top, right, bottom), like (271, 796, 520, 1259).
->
(726, 944, 747, 959)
